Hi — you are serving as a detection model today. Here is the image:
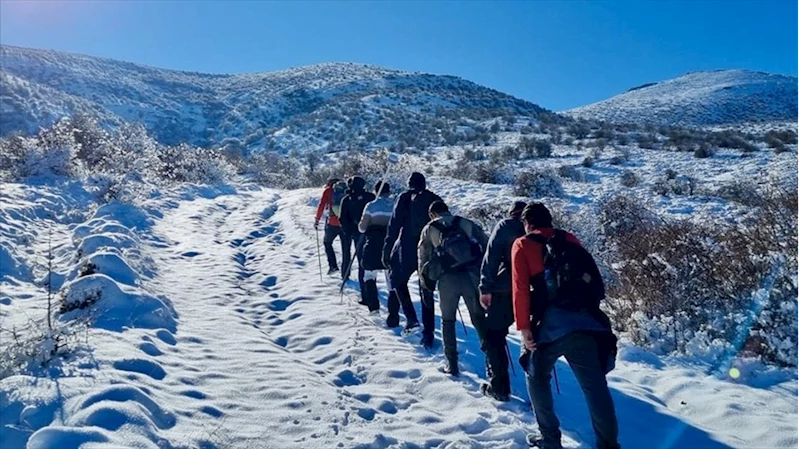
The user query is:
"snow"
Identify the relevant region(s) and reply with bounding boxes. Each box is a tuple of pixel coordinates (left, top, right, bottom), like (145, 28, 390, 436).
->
(1, 177, 796, 448)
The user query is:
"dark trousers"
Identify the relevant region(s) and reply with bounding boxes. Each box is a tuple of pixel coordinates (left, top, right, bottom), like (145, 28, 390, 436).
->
(485, 291, 513, 396)
(388, 268, 434, 339)
(437, 272, 488, 359)
(340, 232, 355, 280)
(526, 332, 620, 449)
(323, 224, 342, 270)
(485, 328, 510, 396)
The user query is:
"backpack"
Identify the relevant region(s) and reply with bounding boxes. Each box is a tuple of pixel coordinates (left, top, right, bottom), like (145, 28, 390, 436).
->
(429, 217, 482, 276)
(330, 181, 348, 218)
(528, 230, 617, 373)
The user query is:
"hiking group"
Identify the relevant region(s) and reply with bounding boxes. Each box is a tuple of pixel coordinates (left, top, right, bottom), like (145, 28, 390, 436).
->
(315, 172, 621, 449)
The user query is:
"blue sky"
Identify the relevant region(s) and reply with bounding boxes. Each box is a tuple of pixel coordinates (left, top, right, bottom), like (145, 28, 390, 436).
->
(1, 0, 795, 111)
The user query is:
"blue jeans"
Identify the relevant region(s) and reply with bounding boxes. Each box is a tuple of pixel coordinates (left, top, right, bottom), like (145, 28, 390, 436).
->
(526, 332, 620, 449)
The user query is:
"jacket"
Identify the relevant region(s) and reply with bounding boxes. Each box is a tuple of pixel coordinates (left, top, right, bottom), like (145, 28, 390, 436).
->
(479, 217, 526, 295)
(339, 188, 375, 236)
(315, 186, 340, 227)
(358, 197, 393, 271)
(382, 188, 442, 271)
(511, 228, 606, 344)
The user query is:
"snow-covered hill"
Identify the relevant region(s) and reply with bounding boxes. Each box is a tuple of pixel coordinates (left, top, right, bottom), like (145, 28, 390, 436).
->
(565, 70, 798, 127)
(0, 45, 554, 153)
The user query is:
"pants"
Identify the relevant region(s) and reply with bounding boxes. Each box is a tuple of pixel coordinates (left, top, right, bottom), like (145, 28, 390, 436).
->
(340, 232, 355, 280)
(526, 332, 620, 449)
(388, 267, 434, 339)
(363, 270, 388, 312)
(437, 271, 488, 363)
(323, 224, 342, 270)
(485, 328, 510, 396)
(485, 291, 513, 396)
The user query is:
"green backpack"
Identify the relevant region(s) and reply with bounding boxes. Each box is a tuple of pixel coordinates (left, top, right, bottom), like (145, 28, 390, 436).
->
(330, 181, 348, 218)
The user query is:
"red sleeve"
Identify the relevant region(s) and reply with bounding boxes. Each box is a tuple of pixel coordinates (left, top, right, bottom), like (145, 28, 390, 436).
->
(512, 238, 532, 331)
(316, 188, 331, 222)
(566, 232, 581, 246)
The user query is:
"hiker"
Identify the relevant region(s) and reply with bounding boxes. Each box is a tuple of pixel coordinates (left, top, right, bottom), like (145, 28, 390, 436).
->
(418, 200, 489, 376)
(382, 172, 441, 347)
(314, 178, 348, 275)
(357, 181, 393, 313)
(477, 200, 527, 401)
(512, 203, 619, 449)
(340, 176, 376, 300)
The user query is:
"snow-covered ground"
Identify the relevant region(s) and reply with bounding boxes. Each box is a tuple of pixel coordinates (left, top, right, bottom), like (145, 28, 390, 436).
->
(1, 171, 796, 448)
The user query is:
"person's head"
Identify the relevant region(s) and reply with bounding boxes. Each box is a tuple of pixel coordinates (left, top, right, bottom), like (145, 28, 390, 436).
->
(349, 176, 366, 192)
(428, 200, 449, 220)
(408, 172, 426, 193)
(374, 181, 391, 197)
(326, 178, 340, 188)
(508, 201, 527, 219)
(521, 202, 553, 232)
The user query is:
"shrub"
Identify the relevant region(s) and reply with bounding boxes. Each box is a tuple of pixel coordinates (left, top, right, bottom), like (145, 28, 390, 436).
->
(619, 170, 638, 187)
(635, 133, 657, 149)
(462, 203, 507, 232)
(694, 142, 715, 158)
(581, 156, 594, 168)
(520, 137, 553, 158)
(653, 176, 696, 196)
(764, 129, 797, 145)
(715, 180, 760, 206)
(665, 168, 678, 180)
(557, 164, 585, 182)
(513, 169, 564, 198)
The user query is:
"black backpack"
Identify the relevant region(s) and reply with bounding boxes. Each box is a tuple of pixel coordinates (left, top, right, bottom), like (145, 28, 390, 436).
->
(528, 230, 617, 374)
(430, 217, 482, 274)
(527, 230, 605, 320)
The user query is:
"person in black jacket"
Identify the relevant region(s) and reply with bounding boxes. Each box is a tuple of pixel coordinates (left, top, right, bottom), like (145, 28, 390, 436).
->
(477, 200, 527, 401)
(339, 176, 375, 299)
(382, 172, 441, 347)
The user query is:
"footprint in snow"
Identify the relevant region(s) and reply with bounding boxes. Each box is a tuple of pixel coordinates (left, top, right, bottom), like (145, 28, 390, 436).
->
(113, 358, 167, 380)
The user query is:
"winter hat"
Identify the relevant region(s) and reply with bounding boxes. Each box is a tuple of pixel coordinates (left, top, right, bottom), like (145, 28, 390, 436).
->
(326, 178, 340, 188)
(408, 172, 426, 192)
(508, 201, 527, 218)
(351, 176, 366, 192)
(522, 202, 553, 229)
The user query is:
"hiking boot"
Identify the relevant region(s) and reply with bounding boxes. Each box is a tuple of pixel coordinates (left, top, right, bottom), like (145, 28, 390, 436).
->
(526, 433, 562, 449)
(327, 267, 339, 275)
(401, 321, 420, 335)
(440, 361, 459, 376)
(386, 314, 400, 328)
(480, 383, 510, 402)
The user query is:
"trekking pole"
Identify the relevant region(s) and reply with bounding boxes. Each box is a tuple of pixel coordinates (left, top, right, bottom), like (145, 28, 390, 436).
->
(339, 248, 357, 296)
(457, 308, 468, 335)
(315, 227, 323, 282)
(553, 366, 561, 394)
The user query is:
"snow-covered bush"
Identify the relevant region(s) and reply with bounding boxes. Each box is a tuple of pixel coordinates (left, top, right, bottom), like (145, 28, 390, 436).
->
(520, 137, 552, 158)
(599, 185, 797, 366)
(652, 175, 696, 196)
(513, 169, 563, 198)
(619, 170, 639, 187)
(461, 203, 507, 232)
(714, 180, 760, 205)
(557, 164, 585, 182)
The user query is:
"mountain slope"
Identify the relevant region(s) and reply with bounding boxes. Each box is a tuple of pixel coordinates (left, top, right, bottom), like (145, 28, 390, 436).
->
(565, 70, 798, 127)
(0, 45, 554, 152)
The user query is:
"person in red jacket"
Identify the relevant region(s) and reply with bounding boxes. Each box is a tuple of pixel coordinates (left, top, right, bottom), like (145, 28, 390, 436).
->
(511, 203, 620, 449)
(315, 178, 343, 275)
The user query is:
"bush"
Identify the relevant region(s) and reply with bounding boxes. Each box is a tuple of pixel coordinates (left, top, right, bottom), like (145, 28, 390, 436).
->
(619, 170, 638, 187)
(653, 176, 696, 196)
(635, 133, 657, 150)
(461, 203, 507, 232)
(557, 164, 585, 182)
(764, 129, 797, 145)
(694, 142, 715, 158)
(601, 186, 797, 365)
(520, 137, 553, 158)
(715, 180, 760, 206)
(665, 168, 678, 180)
(581, 156, 594, 168)
(513, 169, 564, 198)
